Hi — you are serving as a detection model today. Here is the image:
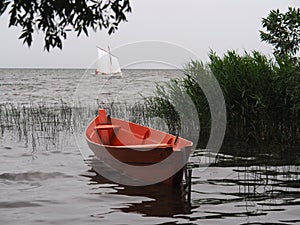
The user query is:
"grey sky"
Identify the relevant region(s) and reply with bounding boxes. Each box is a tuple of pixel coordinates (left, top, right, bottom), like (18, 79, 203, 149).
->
(0, 0, 298, 68)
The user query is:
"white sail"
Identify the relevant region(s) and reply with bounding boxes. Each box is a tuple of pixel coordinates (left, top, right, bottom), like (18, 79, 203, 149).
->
(110, 56, 122, 74)
(96, 47, 122, 76)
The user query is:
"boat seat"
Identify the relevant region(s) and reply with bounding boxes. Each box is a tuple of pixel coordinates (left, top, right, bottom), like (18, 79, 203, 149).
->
(94, 124, 121, 130)
(94, 124, 121, 145)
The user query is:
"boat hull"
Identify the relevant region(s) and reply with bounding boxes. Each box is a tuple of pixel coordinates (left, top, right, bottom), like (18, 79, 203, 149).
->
(85, 109, 193, 186)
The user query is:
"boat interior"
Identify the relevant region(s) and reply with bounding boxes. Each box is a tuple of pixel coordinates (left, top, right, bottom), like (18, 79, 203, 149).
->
(86, 109, 191, 151)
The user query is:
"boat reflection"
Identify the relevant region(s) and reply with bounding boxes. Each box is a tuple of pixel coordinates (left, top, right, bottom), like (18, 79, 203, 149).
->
(83, 158, 197, 218)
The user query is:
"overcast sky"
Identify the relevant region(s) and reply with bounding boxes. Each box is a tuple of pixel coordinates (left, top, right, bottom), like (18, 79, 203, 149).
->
(0, 0, 298, 68)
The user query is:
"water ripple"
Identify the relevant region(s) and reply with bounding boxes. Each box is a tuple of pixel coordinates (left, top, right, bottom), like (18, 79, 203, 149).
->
(0, 201, 41, 208)
(0, 171, 72, 181)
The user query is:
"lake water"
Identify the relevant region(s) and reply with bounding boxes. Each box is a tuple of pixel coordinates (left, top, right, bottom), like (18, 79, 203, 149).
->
(1, 69, 300, 225)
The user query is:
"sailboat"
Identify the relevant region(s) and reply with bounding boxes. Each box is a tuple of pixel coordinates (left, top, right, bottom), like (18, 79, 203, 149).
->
(95, 46, 122, 77)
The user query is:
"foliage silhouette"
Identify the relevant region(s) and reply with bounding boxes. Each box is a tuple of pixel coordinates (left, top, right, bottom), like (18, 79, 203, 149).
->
(260, 7, 300, 57)
(0, 0, 131, 51)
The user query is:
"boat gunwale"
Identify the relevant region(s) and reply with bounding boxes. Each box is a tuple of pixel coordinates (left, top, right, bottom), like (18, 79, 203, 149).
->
(84, 113, 193, 152)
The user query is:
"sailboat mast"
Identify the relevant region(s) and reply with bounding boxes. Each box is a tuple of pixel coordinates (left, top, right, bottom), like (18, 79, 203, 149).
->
(108, 46, 112, 74)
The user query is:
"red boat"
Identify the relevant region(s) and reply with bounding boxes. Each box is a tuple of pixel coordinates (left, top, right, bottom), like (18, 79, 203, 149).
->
(85, 108, 193, 186)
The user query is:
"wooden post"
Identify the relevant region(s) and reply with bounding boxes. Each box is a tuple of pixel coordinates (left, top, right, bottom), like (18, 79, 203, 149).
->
(187, 169, 192, 204)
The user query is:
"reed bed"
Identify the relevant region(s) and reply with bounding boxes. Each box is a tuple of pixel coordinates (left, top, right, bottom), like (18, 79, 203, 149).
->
(0, 101, 168, 153)
(209, 51, 299, 146)
(145, 51, 300, 155)
(0, 102, 75, 152)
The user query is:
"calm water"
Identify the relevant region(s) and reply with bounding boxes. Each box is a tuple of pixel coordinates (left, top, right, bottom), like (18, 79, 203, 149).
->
(1, 69, 300, 225)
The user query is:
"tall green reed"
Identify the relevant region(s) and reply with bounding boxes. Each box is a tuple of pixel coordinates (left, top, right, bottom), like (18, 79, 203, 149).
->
(145, 51, 299, 152)
(209, 51, 299, 145)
